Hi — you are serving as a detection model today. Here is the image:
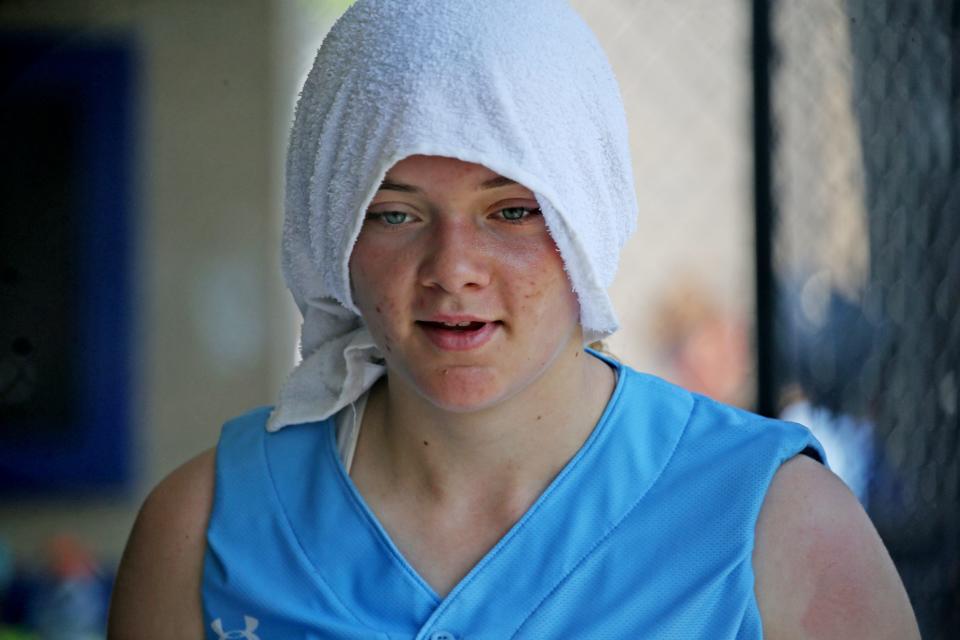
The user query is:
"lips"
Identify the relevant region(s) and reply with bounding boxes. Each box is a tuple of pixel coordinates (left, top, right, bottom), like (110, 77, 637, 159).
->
(415, 318, 500, 351)
(420, 320, 487, 331)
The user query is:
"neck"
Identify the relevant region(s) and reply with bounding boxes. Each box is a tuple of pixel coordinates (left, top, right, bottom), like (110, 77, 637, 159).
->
(356, 339, 616, 512)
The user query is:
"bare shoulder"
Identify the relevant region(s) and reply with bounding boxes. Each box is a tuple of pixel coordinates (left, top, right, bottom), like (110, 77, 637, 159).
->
(108, 447, 217, 639)
(753, 454, 919, 640)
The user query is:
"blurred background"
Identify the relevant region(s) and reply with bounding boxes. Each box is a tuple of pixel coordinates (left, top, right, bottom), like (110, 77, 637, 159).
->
(0, 0, 956, 637)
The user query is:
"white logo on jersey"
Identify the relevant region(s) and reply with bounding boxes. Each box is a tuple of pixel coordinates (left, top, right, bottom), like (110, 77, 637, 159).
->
(211, 615, 261, 640)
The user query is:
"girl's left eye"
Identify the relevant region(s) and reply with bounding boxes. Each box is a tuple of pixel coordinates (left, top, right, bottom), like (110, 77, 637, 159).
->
(496, 207, 541, 223)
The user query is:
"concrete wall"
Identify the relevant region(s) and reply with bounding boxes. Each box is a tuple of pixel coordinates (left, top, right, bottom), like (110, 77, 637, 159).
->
(0, 0, 303, 564)
(572, 1, 754, 400)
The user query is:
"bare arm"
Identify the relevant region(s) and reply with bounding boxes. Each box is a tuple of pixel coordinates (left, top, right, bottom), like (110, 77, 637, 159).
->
(754, 455, 920, 639)
(107, 448, 216, 639)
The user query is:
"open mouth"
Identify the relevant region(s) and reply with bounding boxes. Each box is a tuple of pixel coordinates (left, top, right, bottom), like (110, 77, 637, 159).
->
(416, 320, 489, 332)
(415, 320, 501, 350)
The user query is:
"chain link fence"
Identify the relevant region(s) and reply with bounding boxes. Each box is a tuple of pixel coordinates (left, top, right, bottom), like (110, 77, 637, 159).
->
(571, 0, 755, 387)
(769, 1, 959, 636)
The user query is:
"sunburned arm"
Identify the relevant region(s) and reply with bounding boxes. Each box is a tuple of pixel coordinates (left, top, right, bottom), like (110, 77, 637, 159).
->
(753, 455, 920, 640)
(108, 448, 216, 639)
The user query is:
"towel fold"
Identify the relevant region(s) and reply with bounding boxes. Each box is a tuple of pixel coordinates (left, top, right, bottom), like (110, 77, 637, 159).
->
(268, 0, 637, 431)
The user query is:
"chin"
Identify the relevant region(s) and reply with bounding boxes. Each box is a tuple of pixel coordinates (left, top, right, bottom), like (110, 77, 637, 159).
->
(411, 367, 514, 413)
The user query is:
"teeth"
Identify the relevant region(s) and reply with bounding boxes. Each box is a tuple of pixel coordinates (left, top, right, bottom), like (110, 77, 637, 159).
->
(441, 321, 474, 327)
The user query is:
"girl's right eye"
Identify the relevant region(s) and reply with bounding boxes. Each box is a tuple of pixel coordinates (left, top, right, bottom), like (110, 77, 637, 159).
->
(381, 211, 408, 225)
(366, 211, 412, 225)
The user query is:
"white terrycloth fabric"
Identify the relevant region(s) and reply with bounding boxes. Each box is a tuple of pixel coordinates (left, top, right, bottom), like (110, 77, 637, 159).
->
(268, 0, 637, 431)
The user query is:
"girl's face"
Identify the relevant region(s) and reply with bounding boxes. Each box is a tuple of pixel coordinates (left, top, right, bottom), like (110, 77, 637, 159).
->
(349, 155, 582, 412)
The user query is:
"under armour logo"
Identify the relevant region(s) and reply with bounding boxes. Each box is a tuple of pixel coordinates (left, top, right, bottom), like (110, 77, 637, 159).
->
(211, 615, 261, 640)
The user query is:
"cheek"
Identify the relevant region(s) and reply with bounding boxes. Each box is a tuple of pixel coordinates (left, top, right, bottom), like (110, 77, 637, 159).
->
(352, 283, 400, 354)
(349, 239, 402, 331)
(503, 242, 578, 320)
(350, 233, 401, 300)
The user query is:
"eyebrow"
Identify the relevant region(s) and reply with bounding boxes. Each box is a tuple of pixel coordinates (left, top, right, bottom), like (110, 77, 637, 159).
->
(478, 175, 519, 190)
(377, 175, 519, 193)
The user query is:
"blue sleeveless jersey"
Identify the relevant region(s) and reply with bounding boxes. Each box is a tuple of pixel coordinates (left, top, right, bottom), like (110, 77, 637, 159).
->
(202, 357, 824, 639)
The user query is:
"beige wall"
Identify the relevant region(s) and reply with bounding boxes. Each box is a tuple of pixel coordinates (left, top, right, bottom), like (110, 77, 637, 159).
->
(570, 1, 754, 379)
(0, 0, 301, 563)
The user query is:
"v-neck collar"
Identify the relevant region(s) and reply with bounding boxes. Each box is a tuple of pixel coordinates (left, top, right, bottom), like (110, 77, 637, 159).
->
(264, 353, 693, 637)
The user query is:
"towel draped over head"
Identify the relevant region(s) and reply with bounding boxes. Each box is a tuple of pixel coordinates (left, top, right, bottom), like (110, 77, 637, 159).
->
(268, 0, 638, 431)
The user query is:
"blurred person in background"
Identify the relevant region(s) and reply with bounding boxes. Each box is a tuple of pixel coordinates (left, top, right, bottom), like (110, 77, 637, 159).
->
(650, 277, 751, 408)
(776, 280, 898, 510)
(108, 1, 918, 638)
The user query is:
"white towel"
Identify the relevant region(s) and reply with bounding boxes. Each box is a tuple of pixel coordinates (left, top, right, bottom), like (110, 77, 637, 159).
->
(268, 0, 637, 431)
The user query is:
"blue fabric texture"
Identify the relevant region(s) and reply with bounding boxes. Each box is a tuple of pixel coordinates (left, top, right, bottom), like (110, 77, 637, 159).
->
(202, 355, 825, 639)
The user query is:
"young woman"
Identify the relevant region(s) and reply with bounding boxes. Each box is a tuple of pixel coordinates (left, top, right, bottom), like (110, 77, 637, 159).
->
(109, 1, 919, 638)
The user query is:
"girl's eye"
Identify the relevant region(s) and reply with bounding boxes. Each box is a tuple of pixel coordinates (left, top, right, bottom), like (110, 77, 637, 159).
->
(366, 211, 412, 225)
(497, 207, 541, 223)
(382, 211, 409, 225)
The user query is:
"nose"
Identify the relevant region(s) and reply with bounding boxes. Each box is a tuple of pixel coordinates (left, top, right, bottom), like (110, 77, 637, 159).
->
(417, 218, 491, 293)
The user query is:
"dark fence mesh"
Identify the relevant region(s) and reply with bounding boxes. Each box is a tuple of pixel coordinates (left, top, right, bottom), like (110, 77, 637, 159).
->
(769, 0, 959, 636)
